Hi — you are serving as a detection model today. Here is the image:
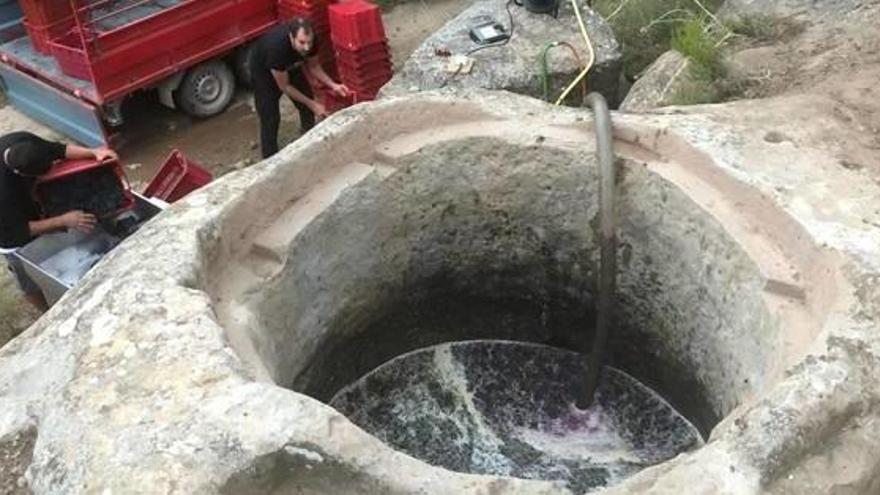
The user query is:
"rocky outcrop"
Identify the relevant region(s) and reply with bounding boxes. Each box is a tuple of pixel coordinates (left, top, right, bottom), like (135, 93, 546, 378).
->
(380, 0, 622, 105)
(619, 50, 691, 112)
(720, 0, 867, 20)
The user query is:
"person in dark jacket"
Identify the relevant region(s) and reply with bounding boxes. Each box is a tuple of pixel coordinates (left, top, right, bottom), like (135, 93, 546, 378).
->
(250, 17, 349, 158)
(0, 131, 117, 311)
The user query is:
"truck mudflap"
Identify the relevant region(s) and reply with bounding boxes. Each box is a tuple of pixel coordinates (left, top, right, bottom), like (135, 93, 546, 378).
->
(0, 63, 107, 146)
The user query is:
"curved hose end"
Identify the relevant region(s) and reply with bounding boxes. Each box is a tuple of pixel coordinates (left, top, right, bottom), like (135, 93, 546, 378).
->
(585, 91, 607, 113)
(580, 90, 616, 408)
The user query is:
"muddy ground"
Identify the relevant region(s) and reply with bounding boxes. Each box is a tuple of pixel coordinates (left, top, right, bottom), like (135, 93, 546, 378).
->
(0, 0, 470, 349)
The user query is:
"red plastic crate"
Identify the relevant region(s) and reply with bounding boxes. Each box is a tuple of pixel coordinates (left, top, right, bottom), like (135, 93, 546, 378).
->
(338, 74, 391, 92)
(278, 3, 330, 23)
(23, 19, 72, 54)
(317, 86, 377, 114)
(318, 88, 353, 113)
(317, 42, 335, 56)
(48, 33, 90, 80)
(280, 7, 329, 22)
(279, 0, 330, 8)
(334, 43, 391, 66)
(279, 0, 334, 11)
(339, 69, 391, 88)
(18, 0, 73, 31)
(34, 158, 134, 219)
(340, 67, 390, 83)
(328, 1, 386, 50)
(334, 40, 389, 55)
(336, 59, 392, 78)
(23, 20, 52, 54)
(279, 16, 329, 30)
(321, 60, 338, 78)
(338, 80, 389, 93)
(143, 150, 212, 203)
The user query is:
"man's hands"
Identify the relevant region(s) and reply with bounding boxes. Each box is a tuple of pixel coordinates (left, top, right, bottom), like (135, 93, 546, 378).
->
(330, 82, 350, 98)
(59, 210, 97, 232)
(65, 144, 119, 162)
(309, 82, 350, 119)
(92, 148, 118, 162)
(30, 209, 98, 237)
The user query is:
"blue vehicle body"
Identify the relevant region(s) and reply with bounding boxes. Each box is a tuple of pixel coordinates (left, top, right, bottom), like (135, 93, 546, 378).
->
(0, 0, 107, 146)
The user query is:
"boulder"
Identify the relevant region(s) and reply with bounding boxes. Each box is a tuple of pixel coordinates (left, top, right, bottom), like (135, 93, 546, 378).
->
(619, 50, 691, 112)
(380, 0, 623, 105)
(0, 89, 878, 493)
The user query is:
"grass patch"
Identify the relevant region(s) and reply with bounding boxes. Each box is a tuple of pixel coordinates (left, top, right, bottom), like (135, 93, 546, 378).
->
(666, 16, 748, 105)
(671, 15, 724, 77)
(591, 0, 726, 79)
(589, 1, 750, 105)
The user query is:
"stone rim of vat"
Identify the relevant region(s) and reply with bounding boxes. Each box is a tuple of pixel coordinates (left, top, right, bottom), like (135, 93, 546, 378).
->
(0, 90, 877, 494)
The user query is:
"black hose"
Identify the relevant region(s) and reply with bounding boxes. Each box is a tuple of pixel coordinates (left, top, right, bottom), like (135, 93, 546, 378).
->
(577, 92, 616, 409)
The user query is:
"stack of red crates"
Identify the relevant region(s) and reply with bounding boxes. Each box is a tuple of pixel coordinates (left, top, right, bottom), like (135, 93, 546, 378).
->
(18, 0, 75, 54)
(277, 0, 337, 76)
(328, 0, 392, 102)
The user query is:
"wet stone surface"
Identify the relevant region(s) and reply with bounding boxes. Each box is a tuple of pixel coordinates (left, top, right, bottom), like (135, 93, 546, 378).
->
(330, 340, 703, 493)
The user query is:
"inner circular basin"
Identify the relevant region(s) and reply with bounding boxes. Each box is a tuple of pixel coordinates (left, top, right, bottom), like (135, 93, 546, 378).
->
(212, 124, 833, 492)
(330, 340, 702, 493)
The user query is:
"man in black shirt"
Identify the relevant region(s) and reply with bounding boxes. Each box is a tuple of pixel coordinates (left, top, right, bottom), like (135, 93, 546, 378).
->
(251, 17, 350, 158)
(0, 131, 118, 310)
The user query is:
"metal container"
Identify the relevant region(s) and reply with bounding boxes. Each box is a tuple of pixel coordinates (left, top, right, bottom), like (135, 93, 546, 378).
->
(12, 192, 163, 306)
(522, 0, 558, 14)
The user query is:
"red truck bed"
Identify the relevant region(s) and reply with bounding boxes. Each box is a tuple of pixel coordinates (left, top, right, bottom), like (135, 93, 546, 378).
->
(9, 0, 277, 104)
(0, 0, 283, 145)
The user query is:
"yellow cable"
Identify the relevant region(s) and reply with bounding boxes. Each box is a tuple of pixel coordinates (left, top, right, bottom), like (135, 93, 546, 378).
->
(554, 0, 595, 105)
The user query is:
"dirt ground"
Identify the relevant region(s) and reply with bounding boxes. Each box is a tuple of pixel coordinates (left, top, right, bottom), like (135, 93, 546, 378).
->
(0, 429, 35, 495)
(0, 0, 470, 349)
(724, 7, 880, 180)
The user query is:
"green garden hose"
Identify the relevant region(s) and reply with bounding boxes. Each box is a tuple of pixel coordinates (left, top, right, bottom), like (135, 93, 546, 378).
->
(540, 41, 586, 102)
(554, 0, 595, 105)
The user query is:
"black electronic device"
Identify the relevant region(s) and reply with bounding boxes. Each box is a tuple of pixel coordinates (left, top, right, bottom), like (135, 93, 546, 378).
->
(468, 20, 510, 45)
(521, 0, 559, 15)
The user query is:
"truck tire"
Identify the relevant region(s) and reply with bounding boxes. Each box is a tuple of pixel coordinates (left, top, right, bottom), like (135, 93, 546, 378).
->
(234, 43, 255, 88)
(175, 60, 236, 118)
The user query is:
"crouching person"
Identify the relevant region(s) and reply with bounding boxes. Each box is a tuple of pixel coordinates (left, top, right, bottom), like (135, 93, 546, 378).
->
(0, 131, 117, 311)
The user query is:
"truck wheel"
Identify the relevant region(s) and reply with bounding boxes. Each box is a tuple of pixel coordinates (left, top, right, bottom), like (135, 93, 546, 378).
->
(175, 60, 236, 118)
(234, 43, 255, 88)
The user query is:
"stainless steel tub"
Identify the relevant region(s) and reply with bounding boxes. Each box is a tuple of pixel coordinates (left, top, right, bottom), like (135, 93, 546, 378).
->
(11, 192, 164, 306)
